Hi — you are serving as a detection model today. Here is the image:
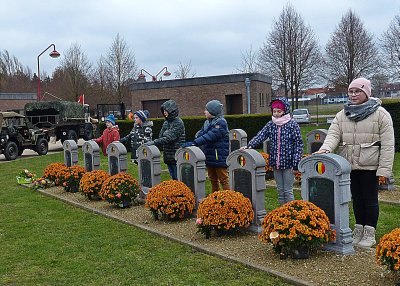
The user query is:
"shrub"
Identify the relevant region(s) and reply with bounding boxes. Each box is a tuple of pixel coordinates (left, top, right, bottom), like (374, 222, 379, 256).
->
(376, 228, 400, 272)
(99, 172, 141, 208)
(145, 180, 195, 220)
(259, 200, 336, 258)
(79, 170, 110, 199)
(61, 166, 86, 192)
(196, 190, 254, 238)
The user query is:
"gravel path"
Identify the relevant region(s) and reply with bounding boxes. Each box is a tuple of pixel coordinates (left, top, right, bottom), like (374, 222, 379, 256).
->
(38, 187, 400, 286)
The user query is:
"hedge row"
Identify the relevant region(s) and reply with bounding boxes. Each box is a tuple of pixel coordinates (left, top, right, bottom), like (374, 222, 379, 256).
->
(98, 101, 399, 152)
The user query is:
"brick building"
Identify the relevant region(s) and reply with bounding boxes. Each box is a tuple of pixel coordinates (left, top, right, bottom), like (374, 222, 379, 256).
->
(0, 93, 37, 112)
(130, 73, 272, 118)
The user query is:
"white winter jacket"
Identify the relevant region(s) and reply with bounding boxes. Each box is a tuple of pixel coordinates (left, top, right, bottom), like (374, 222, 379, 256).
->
(320, 106, 394, 178)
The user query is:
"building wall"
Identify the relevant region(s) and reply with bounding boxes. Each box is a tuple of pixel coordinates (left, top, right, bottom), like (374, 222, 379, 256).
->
(0, 93, 37, 112)
(130, 73, 272, 118)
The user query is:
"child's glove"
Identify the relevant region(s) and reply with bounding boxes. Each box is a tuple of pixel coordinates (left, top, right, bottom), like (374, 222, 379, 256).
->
(181, 142, 196, 148)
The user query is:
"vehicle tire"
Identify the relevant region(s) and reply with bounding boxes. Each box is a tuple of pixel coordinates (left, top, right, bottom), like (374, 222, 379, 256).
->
(36, 138, 48, 156)
(67, 130, 78, 143)
(83, 123, 93, 140)
(4, 141, 18, 160)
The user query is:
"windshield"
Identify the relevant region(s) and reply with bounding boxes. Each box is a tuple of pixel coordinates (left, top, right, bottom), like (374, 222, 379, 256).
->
(293, 109, 308, 115)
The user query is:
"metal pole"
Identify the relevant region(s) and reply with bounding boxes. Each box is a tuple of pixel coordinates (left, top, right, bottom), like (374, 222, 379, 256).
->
(245, 78, 251, 114)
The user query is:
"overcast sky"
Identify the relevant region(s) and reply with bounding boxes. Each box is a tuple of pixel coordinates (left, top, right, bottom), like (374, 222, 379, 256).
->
(1, 0, 399, 81)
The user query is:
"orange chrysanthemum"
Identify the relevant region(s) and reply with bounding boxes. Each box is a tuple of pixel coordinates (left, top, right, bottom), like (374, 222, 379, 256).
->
(99, 172, 140, 207)
(145, 180, 195, 220)
(376, 228, 400, 272)
(43, 162, 67, 186)
(79, 170, 110, 198)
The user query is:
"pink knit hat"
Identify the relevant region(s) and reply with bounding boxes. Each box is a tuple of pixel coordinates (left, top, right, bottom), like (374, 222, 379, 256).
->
(348, 77, 371, 98)
(271, 100, 285, 111)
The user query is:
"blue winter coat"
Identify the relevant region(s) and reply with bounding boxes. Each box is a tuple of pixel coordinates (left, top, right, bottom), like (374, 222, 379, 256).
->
(194, 117, 229, 168)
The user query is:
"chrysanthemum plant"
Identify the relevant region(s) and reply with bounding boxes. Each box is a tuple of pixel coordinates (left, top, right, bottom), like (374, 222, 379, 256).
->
(79, 170, 110, 200)
(376, 228, 400, 272)
(259, 200, 336, 258)
(99, 172, 141, 208)
(61, 165, 86, 192)
(145, 180, 195, 220)
(43, 162, 67, 186)
(196, 190, 254, 239)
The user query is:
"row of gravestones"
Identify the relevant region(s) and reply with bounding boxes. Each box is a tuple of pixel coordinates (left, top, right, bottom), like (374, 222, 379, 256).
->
(63, 138, 355, 255)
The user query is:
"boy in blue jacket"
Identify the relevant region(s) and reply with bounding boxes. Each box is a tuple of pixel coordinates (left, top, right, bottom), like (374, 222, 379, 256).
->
(182, 100, 230, 193)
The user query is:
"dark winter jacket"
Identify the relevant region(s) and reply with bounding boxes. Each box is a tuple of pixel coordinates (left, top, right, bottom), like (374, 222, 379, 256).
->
(154, 100, 185, 165)
(120, 121, 153, 160)
(194, 116, 229, 168)
(247, 97, 303, 169)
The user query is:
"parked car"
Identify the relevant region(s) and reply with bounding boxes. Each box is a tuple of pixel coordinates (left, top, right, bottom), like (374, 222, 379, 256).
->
(0, 111, 49, 160)
(292, 108, 311, 124)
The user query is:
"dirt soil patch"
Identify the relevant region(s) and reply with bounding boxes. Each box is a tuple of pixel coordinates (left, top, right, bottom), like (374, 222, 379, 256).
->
(39, 187, 400, 286)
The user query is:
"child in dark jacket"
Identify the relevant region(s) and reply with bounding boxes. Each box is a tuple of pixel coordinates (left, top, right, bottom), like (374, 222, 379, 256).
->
(94, 114, 120, 156)
(241, 97, 303, 205)
(144, 100, 185, 180)
(120, 110, 153, 164)
(182, 100, 230, 193)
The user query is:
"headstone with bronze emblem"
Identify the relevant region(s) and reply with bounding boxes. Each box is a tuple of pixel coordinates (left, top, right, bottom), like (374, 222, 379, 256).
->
(226, 149, 266, 232)
(229, 129, 247, 153)
(82, 140, 100, 171)
(299, 153, 354, 255)
(176, 146, 206, 210)
(106, 142, 127, 175)
(137, 145, 161, 198)
(306, 129, 328, 154)
(63, 140, 78, 167)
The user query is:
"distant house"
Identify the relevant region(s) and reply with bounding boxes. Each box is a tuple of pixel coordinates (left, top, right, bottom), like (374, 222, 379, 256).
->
(130, 73, 272, 118)
(0, 93, 37, 112)
(377, 82, 400, 98)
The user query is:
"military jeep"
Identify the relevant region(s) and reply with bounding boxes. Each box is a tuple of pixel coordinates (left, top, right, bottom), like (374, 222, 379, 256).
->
(0, 111, 50, 160)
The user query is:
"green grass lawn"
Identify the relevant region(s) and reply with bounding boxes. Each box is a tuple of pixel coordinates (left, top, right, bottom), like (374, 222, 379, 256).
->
(0, 153, 290, 286)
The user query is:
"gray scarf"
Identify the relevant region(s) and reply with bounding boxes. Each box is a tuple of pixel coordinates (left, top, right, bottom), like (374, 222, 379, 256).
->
(344, 98, 381, 122)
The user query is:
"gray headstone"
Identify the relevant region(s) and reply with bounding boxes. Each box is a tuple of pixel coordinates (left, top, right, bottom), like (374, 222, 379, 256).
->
(226, 149, 266, 233)
(229, 129, 247, 153)
(137, 145, 161, 198)
(107, 142, 127, 175)
(176, 146, 206, 210)
(299, 153, 354, 255)
(82, 141, 100, 171)
(306, 129, 328, 154)
(263, 138, 270, 154)
(63, 140, 78, 167)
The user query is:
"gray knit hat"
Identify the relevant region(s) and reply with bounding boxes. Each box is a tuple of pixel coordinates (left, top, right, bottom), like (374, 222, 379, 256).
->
(206, 100, 223, 116)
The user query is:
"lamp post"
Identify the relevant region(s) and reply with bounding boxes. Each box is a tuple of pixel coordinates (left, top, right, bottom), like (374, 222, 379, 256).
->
(37, 44, 60, 101)
(138, 67, 171, 81)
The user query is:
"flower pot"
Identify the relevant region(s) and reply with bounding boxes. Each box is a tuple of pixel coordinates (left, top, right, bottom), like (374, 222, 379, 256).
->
(88, 193, 102, 201)
(16, 176, 32, 185)
(117, 200, 132, 209)
(291, 245, 310, 259)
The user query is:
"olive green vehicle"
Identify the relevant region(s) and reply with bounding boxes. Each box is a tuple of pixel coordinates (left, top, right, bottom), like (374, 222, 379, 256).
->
(24, 101, 97, 143)
(0, 111, 49, 160)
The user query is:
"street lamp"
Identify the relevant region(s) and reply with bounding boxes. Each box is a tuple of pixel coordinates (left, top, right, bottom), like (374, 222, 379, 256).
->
(37, 44, 60, 101)
(138, 66, 171, 81)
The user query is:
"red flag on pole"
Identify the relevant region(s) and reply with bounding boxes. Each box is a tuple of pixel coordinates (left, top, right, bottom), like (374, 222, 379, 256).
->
(78, 94, 85, 104)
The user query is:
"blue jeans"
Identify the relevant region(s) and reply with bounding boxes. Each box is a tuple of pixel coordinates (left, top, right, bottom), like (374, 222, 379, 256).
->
(167, 164, 177, 180)
(273, 168, 295, 205)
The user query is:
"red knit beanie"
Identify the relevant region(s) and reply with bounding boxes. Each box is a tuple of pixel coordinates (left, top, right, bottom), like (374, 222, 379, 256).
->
(271, 100, 285, 111)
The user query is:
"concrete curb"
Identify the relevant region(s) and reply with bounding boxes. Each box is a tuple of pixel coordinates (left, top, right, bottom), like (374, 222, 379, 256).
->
(37, 189, 315, 286)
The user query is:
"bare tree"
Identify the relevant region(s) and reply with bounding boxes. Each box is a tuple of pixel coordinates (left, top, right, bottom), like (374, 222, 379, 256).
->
(0, 50, 33, 92)
(258, 5, 322, 109)
(381, 14, 400, 81)
(60, 43, 92, 101)
(104, 34, 138, 103)
(174, 61, 196, 79)
(324, 10, 380, 88)
(236, 45, 261, 73)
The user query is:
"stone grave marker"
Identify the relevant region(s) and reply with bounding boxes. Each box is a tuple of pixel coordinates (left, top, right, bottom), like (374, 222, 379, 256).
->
(229, 129, 247, 153)
(106, 142, 127, 175)
(263, 138, 270, 154)
(82, 141, 100, 171)
(378, 173, 395, 191)
(63, 140, 78, 167)
(299, 153, 354, 255)
(306, 129, 328, 154)
(137, 145, 161, 198)
(226, 149, 266, 232)
(176, 146, 206, 209)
